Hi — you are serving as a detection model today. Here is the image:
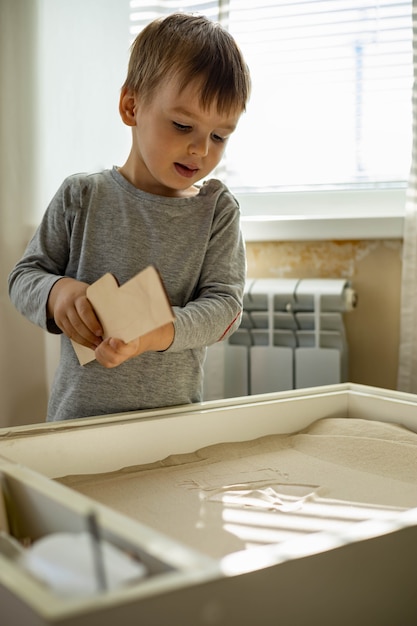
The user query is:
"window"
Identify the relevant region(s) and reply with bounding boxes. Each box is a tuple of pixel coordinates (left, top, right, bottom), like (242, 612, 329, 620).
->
(130, 1, 412, 190)
(226, 0, 413, 193)
(129, 1, 412, 238)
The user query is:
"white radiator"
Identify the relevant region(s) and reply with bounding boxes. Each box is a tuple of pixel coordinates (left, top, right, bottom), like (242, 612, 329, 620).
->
(203, 278, 357, 400)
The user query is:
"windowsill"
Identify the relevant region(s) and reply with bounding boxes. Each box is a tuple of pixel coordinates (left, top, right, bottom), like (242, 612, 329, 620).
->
(241, 213, 404, 241)
(236, 187, 406, 242)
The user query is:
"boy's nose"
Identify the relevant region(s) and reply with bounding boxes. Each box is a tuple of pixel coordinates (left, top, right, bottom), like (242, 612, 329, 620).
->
(189, 135, 209, 157)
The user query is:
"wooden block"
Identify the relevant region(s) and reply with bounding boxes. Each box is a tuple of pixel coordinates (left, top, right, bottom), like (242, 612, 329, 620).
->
(72, 266, 175, 365)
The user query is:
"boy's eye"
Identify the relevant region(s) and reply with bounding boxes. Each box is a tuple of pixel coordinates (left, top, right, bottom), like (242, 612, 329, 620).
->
(211, 133, 225, 144)
(172, 122, 226, 145)
(173, 121, 191, 132)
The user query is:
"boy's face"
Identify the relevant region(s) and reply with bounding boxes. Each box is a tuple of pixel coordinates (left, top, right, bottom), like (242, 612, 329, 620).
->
(120, 78, 242, 197)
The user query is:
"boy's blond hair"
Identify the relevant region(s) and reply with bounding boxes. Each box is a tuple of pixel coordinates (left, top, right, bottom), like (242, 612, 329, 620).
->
(122, 13, 250, 114)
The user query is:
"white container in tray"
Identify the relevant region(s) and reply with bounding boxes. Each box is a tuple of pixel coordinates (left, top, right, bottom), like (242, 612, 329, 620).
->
(0, 383, 416, 625)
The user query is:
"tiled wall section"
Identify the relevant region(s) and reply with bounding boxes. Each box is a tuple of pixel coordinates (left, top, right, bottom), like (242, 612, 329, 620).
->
(245, 239, 403, 390)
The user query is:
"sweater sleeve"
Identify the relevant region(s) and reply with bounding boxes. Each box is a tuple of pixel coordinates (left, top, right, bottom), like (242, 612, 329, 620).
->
(8, 180, 73, 333)
(166, 189, 246, 353)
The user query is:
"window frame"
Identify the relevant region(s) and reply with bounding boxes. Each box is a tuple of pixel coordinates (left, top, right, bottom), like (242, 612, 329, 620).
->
(130, 2, 410, 242)
(227, 0, 411, 242)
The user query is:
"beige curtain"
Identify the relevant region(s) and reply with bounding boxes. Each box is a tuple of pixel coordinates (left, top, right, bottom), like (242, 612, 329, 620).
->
(398, 1, 417, 392)
(0, 0, 48, 426)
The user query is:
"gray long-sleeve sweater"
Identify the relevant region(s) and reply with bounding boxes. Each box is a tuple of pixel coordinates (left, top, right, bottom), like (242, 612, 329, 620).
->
(8, 167, 246, 421)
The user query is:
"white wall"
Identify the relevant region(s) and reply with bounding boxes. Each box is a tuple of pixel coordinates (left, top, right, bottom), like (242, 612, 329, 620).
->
(36, 0, 131, 219)
(0, 0, 131, 426)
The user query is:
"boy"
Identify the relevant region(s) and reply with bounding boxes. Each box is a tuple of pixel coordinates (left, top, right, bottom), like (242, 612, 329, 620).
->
(8, 13, 251, 421)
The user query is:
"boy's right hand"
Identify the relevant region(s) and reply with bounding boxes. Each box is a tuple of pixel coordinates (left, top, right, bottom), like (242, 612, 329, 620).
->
(47, 278, 103, 350)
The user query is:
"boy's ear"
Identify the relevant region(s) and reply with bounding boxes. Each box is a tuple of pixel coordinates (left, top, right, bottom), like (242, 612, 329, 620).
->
(119, 88, 137, 126)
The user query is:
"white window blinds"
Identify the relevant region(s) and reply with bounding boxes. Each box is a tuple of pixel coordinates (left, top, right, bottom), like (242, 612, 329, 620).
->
(129, 1, 413, 192)
(129, 1, 224, 32)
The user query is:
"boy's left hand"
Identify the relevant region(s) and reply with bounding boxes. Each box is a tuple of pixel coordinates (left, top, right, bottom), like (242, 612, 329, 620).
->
(94, 337, 142, 368)
(93, 322, 174, 368)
